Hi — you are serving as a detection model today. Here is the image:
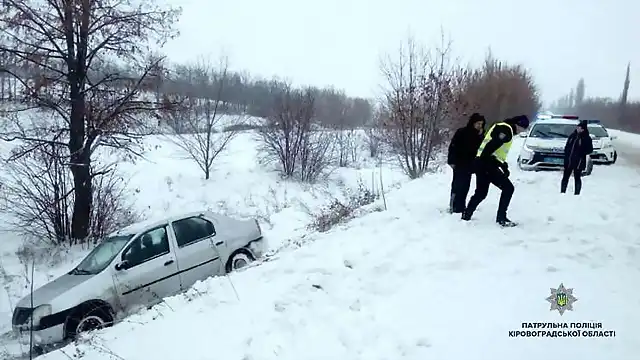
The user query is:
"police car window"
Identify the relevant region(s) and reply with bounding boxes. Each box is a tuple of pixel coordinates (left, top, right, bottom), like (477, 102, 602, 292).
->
(529, 124, 574, 138)
(588, 126, 608, 138)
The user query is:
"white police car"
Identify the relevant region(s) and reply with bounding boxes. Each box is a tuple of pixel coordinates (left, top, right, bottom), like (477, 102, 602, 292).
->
(581, 119, 617, 164)
(517, 115, 598, 176)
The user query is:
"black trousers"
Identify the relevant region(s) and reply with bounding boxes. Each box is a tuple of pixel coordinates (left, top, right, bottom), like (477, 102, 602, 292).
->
(449, 166, 472, 213)
(465, 162, 514, 220)
(560, 167, 582, 194)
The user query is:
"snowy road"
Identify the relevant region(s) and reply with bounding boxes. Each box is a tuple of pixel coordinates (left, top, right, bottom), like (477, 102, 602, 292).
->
(615, 140, 640, 167)
(611, 129, 640, 167)
(31, 136, 640, 360)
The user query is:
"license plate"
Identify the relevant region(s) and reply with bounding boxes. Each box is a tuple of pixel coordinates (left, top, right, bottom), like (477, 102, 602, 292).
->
(545, 157, 563, 164)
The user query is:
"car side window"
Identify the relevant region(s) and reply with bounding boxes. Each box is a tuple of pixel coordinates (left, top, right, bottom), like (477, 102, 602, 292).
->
(172, 216, 216, 248)
(122, 226, 170, 267)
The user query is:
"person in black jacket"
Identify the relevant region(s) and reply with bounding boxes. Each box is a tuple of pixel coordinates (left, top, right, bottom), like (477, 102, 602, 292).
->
(462, 115, 530, 227)
(561, 120, 593, 195)
(447, 113, 486, 213)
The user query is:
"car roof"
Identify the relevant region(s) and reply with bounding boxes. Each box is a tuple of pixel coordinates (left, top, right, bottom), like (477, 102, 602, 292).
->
(533, 119, 579, 125)
(532, 119, 604, 127)
(109, 210, 219, 237)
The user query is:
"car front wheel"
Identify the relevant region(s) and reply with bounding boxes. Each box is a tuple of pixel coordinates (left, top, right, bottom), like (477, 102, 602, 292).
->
(65, 306, 112, 340)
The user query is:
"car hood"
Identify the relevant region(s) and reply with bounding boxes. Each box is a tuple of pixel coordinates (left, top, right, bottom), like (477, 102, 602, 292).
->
(525, 138, 567, 151)
(16, 273, 95, 308)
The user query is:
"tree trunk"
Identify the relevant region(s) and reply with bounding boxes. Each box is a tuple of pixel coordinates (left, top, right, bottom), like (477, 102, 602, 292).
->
(70, 163, 91, 242)
(69, 85, 91, 242)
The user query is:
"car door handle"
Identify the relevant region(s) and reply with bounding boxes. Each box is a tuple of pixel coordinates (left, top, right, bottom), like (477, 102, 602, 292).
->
(164, 260, 174, 266)
(215, 241, 224, 246)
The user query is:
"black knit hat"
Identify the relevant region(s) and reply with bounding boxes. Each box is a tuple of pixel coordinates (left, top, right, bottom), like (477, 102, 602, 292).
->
(507, 115, 529, 128)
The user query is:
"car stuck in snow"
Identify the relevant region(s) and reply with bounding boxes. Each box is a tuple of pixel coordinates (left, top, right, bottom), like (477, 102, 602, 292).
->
(11, 211, 265, 351)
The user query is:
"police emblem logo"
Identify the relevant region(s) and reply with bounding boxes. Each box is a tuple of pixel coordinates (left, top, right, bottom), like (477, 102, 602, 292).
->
(546, 283, 578, 315)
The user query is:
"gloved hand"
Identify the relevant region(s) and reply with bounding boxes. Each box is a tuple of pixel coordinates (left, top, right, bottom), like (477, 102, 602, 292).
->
(500, 162, 510, 177)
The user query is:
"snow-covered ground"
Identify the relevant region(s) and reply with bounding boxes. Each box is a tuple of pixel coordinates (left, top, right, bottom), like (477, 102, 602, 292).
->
(609, 128, 640, 145)
(609, 129, 640, 166)
(0, 128, 408, 356)
(3, 131, 640, 359)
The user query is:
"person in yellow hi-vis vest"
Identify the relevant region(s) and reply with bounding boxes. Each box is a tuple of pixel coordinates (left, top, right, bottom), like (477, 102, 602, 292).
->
(462, 115, 530, 227)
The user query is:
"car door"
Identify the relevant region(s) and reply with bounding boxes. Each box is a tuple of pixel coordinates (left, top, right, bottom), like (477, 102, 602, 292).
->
(170, 215, 224, 290)
(112, 225, 181, 312)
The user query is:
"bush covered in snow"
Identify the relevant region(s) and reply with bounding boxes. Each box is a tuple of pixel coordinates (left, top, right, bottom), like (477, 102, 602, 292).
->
(309, 180, 379, 233)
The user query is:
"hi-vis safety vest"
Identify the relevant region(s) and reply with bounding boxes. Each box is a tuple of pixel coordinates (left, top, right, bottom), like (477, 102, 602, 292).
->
(476, 122, 513, 163)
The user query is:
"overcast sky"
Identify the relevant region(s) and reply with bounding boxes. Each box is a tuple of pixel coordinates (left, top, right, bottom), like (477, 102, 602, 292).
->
(162, 0, 637, 106)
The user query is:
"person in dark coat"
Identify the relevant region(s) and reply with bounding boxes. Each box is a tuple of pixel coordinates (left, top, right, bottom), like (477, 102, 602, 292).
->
(561, 120, 593, 195)
(447, 113, 486, 213)
(462, 115, 530, 227)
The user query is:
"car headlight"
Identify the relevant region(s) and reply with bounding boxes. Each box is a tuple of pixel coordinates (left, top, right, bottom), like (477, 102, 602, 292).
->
(29, 304, 52, 327)
(523, 144, 537, 152)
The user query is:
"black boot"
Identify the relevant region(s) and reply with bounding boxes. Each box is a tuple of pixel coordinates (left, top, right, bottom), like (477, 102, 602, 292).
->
(496, 215, 517, 227)
(461, 210, 472, 221)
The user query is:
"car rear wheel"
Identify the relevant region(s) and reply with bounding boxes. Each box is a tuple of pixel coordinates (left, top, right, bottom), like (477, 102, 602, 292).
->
(225, 249, 255, 273)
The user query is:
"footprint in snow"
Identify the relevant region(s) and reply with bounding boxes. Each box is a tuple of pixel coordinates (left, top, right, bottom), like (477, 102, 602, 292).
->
(503, 239, 524, 246)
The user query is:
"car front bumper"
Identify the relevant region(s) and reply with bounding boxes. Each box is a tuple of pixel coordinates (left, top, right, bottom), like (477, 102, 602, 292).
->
(12, 323, 65, 347)
(518, 149, 566, 170)
(518, 148, 592, 173)
(590, 148, 615, 163)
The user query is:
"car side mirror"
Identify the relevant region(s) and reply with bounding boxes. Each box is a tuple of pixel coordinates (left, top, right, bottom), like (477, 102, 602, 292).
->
(590, 134, 596, 139)
(115, 260, 130, 271)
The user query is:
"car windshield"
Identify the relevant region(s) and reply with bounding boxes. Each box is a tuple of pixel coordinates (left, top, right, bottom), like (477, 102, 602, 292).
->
(588, 126, 609, 138)
(70, 235, 133, 275)
(529, 124, 576, 139)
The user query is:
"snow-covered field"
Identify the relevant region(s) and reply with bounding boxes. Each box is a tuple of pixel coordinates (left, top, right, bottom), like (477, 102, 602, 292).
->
(2, 128, 640, 359)
(0, 128, 408, 356)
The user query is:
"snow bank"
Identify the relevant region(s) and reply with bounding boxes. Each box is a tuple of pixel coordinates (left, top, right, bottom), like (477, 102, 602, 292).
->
(32, 138, 640, 360)
(0, 128, 408, 345)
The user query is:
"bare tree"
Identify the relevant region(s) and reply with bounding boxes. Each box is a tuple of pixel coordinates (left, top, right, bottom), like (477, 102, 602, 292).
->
(331, 102, 359, 167)
(364, 105, 385, 158)
(0, 0, 181, 242)
(575, 78, 585, 108)
(459, 51, 540, 124)
(163, 57, 242, 180)
(379, 35, 462, 179)
(0, 136, 138, 246)
(257, 84, 334, 182)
